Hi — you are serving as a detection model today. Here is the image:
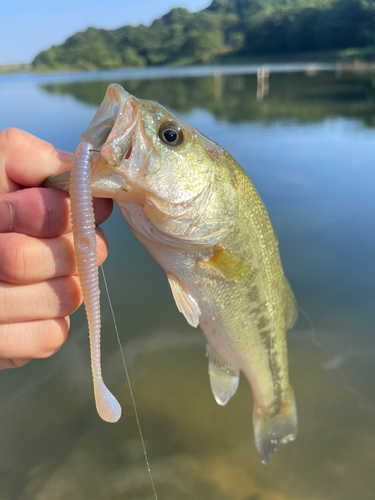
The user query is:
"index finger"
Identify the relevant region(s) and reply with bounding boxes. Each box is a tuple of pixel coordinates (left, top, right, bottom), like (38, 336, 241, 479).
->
(0, 187, 113, 238)
(0, 128, 74, 194)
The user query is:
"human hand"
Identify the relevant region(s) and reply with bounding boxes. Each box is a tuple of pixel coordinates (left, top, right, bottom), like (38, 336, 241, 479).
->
(0, 128, 113, 369)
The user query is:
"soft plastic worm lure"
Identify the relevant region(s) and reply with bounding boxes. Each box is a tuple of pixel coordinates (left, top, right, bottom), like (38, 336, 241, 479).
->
(69, 141, 121, 423)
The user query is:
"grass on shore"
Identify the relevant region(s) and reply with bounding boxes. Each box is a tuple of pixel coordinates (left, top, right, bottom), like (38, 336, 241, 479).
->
(0, 63, 31, 74)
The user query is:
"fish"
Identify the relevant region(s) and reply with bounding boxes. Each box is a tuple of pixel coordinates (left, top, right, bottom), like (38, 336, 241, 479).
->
(46, 83, 298, 464)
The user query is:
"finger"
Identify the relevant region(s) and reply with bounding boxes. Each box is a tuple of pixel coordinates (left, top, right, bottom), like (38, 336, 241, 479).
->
(0, 187, 113, 237)
(0, 228, 108, 284)
(0, 317, 69, 359)
(0, 276, 83, 323)
(0, 358, 31, 370)
(0, 128, 74, 193)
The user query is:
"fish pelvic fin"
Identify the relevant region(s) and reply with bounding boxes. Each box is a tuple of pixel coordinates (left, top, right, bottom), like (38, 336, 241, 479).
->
(167, 273, 201, 327)
(253, 389, 297, 465)
(207, 345, 240, 406)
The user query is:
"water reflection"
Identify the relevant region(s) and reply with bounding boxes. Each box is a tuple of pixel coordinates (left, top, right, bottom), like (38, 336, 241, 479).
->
(41, 70, 375, 127)
(0, 67, 374, 499)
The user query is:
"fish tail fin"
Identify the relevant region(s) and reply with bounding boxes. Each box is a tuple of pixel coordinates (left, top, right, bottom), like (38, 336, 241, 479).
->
(252, 389, 297, 465)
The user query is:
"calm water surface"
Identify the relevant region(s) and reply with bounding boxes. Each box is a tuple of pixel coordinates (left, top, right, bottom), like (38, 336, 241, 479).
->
(0, 65, 374, 499)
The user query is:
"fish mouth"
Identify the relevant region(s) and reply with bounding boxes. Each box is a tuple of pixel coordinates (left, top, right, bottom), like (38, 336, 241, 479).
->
(85, 83, 139, 166)
(45, 84, 144, 197)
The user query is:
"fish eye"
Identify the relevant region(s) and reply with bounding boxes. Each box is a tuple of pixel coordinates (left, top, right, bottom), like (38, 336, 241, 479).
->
(159, 122, 184, 146)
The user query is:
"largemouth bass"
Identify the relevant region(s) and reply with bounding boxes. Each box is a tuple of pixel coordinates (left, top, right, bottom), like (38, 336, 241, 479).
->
(47, 83, 298, 464)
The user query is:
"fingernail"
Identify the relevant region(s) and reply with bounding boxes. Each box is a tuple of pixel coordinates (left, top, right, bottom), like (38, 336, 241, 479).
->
(56, 149, 75, 162)
(0, 202, 14, 232)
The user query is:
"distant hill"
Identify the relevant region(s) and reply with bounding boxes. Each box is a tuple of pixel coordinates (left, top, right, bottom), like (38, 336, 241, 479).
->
(32, 0, 375, 71)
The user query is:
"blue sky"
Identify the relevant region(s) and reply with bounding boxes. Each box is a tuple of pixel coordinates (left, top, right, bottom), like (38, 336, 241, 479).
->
(1, 0, 211, 65)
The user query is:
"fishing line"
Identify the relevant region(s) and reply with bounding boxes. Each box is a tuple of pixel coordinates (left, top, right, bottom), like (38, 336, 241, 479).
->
(297, 306, 328, 357)
(100, 265, 159, 500)
(298, 305, 375, 414)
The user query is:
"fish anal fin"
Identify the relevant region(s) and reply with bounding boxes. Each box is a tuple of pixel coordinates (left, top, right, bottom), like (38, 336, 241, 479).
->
(253, 389, 297, 465)
(206, 345, 240, 406)
(198, 248, 249, 283)
(167, 273, 201, 328)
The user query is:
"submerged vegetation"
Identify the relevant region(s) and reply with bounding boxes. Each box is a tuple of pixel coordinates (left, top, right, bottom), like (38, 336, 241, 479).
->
(32, 0, 375, 71)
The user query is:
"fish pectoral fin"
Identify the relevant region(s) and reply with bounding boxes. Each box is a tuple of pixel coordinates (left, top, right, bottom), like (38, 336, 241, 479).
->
(206, 345, 240, 406)
(253, 389, 297, 465)
(198, 248, 249, 283)
(167, 273, 201, 328)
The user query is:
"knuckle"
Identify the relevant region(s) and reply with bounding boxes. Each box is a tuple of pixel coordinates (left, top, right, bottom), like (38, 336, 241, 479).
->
(1, 128, 22, 148)
(56, 276, 83, 314)
(0, 129, 24, 175)
(93, 198, 113, 225)
(12, 243, 28, 282)
(0, 358, 30, 370)
(69, 277, 83, 311)
(0, 319, 70, 360)
(0, 235, 29, 283)
(39, 317, 69, 357)
(96, 228, 109, 265)
(10, 358, 30, 369)
(0, 286, 6, 317)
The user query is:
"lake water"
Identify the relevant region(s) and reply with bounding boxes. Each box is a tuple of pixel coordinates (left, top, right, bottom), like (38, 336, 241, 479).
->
(0, 64, 374, 500)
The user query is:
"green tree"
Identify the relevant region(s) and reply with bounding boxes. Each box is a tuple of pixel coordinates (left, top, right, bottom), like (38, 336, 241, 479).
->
(32, 0, 375, 72)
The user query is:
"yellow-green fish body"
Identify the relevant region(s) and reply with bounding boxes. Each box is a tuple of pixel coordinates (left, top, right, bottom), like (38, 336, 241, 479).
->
(116, 148, 297, 465)
(48, 84, 298, 464)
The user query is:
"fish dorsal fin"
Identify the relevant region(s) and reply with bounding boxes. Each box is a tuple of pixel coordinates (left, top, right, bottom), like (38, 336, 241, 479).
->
(284, 279, 298, 330)
(206, 345, 240, 406)
(167, 273, 201, 327)
(198, 248, 249, 283)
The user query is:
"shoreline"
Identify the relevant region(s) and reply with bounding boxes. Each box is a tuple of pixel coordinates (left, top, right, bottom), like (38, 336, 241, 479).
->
(2, 49, 375, 77)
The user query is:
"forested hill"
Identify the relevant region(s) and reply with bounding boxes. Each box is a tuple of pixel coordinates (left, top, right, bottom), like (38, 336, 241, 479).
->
(32, 0, 375, 71)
